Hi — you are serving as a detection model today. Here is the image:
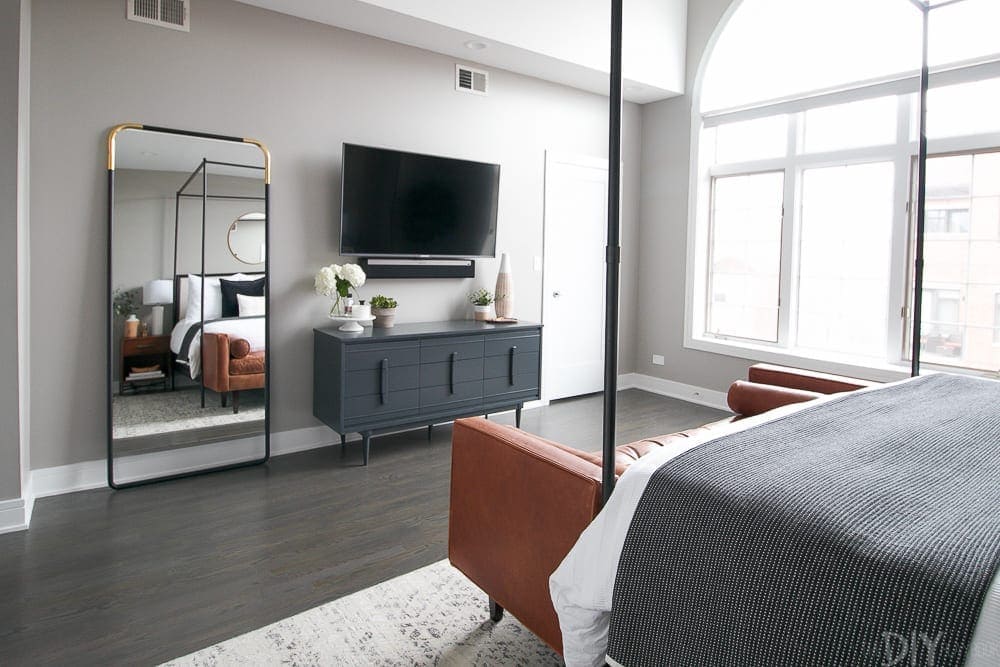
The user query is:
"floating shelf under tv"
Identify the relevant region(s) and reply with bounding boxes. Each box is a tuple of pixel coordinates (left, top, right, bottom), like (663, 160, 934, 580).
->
(360, 257, 476, 279)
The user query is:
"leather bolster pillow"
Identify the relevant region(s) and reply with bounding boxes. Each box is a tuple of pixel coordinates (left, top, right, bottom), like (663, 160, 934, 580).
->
(727, 380, 823, 417)
(229, 337, 252, 359)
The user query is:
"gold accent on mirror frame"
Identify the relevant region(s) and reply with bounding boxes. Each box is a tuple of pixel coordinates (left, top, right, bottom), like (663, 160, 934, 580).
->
(243, 138, 271, 184)
(106, 123, 144, 171)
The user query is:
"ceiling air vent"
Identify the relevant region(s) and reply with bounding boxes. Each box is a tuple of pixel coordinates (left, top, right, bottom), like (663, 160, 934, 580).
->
(127, 0, 190, 32)
(456, 65, 488, 95)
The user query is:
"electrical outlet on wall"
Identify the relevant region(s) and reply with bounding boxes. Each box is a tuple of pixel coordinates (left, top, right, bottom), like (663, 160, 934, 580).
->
(652, 354, 665, 366)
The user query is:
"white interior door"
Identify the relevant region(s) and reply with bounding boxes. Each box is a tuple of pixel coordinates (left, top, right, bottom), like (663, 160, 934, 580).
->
(542, 152, 609, 401)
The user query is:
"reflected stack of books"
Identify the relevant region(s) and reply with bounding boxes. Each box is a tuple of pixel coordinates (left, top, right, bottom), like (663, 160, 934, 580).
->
(127, 366, 165, 382)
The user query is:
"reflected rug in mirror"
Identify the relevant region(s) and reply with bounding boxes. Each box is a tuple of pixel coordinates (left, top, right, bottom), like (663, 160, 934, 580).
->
(112, 389, 264, 439)
(161, 560, 561, 666)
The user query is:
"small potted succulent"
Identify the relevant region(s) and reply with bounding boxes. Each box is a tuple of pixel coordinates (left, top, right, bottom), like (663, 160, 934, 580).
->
(468, 289, 495, 321)
(370, 294, 398, 328)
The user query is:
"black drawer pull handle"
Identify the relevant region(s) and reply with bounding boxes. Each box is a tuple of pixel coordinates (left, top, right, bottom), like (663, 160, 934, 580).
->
(449, 352, 457, 394)
(509, 345, 517, 385)
(380, 358, 389, 404)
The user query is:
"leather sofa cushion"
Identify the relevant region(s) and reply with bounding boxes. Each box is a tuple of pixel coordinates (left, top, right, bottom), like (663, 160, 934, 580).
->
(230, 351, 264, 375)
(575, 420, 736, 476)
(229, 337, 252, 359)
(748, 363, 875, 394)
(727, 380, 823, 417)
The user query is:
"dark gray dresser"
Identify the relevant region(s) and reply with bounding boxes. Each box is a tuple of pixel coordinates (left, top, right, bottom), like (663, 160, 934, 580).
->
(314, 321, 542, 464)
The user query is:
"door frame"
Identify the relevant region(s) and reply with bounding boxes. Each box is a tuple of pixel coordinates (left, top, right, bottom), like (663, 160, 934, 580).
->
(541, 151, 610, 402)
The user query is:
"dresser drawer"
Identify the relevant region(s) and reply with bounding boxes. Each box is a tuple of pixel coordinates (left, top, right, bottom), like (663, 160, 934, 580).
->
(420, 336, 485, 364)
(345, 365, 420, 398)
(123, 336, 170, 356)
(484, 332, 540, 357)
(344, 388, 420, 422)
(344, 342, 420, 372)
(419, 357, 484, 387)
(420, 379, 483, 410)
(484, 351, 539, 380)
(485, 371, 540, 399)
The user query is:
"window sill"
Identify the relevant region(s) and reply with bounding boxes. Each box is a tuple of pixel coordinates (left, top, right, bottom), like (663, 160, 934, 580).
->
(684, 334, 911, 383)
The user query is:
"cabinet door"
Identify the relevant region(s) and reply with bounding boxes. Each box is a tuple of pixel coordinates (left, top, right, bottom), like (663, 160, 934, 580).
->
(483, 332, 541, 402)
(343, 341, 421, 425)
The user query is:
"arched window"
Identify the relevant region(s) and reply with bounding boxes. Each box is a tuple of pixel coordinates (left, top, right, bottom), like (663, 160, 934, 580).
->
(688, 0, 1000, 374)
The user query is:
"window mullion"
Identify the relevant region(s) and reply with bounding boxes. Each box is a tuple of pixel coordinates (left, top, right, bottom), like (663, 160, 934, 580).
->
(887, 93, 915, 364)
(776, 114, 799, 348)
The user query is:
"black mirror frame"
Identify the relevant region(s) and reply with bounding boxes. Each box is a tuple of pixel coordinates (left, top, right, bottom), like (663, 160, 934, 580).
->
(105, 123, 272, 489)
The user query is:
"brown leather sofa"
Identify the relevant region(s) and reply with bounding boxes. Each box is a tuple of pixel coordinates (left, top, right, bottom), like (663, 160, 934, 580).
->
(201, 333, 265, 413)
(448, 364, 875, 654)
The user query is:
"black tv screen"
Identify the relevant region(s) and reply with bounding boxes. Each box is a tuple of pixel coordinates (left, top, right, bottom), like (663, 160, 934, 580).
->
(340, 144, 500, 258)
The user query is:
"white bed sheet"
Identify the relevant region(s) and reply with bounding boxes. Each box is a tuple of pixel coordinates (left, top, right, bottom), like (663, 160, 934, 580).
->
(549, 383, 1000, 667)
(170, 317, 265, 379)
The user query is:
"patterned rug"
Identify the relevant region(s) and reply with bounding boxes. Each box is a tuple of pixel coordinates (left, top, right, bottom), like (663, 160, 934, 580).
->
(162, 560, 562, 666)
(113, 388, 264, 438)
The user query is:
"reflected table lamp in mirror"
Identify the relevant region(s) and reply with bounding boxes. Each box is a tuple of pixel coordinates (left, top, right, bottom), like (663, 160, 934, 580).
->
(144, 279, 173, 336)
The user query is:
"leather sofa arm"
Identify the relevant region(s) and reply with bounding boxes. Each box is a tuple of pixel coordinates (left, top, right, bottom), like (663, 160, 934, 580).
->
(727, 380, 823, 417)
(747, 363, 876, 394)
(202, 333, 230, 391)
(449, 418, 602, 654)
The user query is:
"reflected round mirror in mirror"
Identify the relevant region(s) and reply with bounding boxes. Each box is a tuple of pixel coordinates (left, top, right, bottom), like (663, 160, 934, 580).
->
(227, 212, 266, 265)
(108, 125, 269, 488)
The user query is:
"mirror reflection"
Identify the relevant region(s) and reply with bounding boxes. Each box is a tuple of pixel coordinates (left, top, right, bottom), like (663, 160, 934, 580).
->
(111, 128, 267, 478)
(227, 212, 267, 265)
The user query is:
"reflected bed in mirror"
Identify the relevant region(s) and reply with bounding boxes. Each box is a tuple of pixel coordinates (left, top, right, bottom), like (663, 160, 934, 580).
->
(108, 125, 270, 487)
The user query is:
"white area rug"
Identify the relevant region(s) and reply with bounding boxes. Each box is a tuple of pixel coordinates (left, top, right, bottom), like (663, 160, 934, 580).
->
(113, 389, 264, 438)
(162, 560, 562, 666)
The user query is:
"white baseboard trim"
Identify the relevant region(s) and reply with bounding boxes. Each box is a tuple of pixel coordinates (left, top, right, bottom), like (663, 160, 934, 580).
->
(26, 403, 552, 503)
(0, 497, 30, 535)
(618, 373, 730, 412)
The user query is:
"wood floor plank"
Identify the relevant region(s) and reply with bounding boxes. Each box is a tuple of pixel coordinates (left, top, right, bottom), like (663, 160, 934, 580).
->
(0, 389, 727, 665)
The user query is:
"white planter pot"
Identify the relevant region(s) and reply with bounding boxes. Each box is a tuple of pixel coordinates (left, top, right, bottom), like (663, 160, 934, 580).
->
(473, 305, 492, 321)
(372, 307, 397, 328)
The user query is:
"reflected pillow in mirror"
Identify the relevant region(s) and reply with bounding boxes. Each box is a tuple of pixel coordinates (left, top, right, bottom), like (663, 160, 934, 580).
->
(220, 276, 265, 318)
(186, 273, 256, 321)
(237, 294, 266, 317)
(186, 274, 223, 321)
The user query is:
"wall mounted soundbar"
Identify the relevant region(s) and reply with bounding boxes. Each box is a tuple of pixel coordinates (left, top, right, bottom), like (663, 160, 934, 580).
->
(360, 258, 476, 279)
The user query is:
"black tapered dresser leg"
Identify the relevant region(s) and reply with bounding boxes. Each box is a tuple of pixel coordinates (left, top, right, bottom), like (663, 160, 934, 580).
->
(489, 598, 504, 622)
(515, 403, 523, 428)
(362, 432, 371, 466)
(427, 424, 433, 440)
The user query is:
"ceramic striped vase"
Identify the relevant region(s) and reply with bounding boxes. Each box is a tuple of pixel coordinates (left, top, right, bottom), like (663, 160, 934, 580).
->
(494, 253, 514, 318)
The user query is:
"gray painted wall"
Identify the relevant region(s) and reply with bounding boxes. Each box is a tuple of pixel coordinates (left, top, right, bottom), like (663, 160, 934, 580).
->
(635, 0, 760, 394)
(29, 0, 642, 469)
(0, 0, 29, 503)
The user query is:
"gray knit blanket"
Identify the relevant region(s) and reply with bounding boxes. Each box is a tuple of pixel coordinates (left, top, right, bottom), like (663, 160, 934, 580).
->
(607, 374, 1000, 666)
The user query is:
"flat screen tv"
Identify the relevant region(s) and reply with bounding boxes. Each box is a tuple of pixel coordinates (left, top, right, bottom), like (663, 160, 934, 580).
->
(340, 143, 500, 259)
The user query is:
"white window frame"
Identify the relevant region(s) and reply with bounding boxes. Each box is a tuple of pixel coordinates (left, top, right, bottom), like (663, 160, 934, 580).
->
(684, 55, 1000, 382)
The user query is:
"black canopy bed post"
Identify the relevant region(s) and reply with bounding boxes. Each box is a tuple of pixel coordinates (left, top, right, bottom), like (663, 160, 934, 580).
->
(906, 0, 971, 377)
(602, 0, 624, 506)
(200, 157, 208, 408)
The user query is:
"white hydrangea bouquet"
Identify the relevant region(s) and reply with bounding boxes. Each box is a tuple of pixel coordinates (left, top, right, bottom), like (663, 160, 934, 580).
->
(315, 262, 366, 317)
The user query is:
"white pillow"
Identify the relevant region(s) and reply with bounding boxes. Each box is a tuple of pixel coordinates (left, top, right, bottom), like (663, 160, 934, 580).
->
(237, 293, 266, 317)
(186, 273, 258, 321)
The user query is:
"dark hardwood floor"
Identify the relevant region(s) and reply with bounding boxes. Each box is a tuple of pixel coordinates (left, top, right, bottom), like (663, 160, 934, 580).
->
(0, 390, 726, 665)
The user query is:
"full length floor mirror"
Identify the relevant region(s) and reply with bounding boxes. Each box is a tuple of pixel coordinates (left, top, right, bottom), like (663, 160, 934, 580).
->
(107, 125, 271, 488)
